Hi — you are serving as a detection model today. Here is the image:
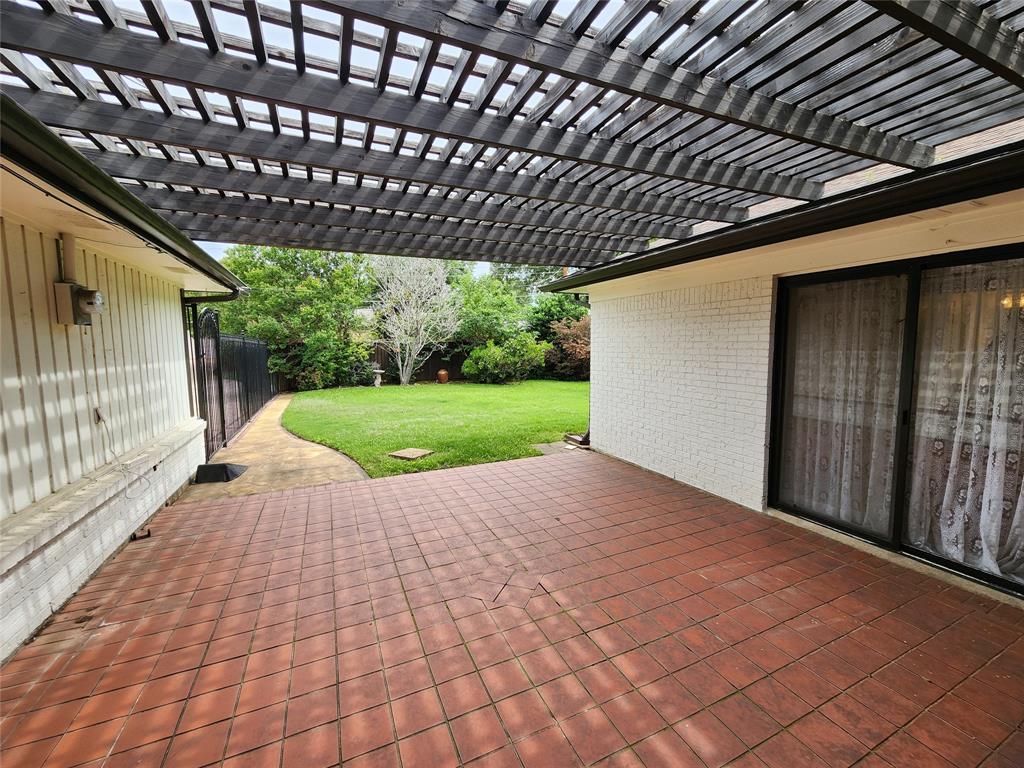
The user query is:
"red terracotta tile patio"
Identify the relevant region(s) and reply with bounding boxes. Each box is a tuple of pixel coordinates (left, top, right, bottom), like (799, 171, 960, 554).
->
(2, 452, 1022, 767)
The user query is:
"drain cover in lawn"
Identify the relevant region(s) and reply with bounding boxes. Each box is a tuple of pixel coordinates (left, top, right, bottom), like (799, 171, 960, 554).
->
(389, 448, 434, 460)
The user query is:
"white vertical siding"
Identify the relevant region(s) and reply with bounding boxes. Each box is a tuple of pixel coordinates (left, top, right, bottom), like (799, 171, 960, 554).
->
(0, 217, 192, 519)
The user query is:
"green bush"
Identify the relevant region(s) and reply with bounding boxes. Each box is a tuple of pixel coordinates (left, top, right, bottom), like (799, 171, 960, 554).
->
(528, 293, 588, 342)
(453, 273, 525, 351)
(462, 333, 549, 384)
(275, 332, 372, 391)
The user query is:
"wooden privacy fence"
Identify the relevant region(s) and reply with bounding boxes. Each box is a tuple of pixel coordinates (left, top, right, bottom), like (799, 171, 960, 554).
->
(371, 344, 468, 383)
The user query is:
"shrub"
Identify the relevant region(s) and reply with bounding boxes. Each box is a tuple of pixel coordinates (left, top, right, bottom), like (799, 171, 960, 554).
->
(545, 315, 590, 380)
(462, 332, 549, 384)
(527, 293, 588, 342)
(346, 356, 379, 387)
(275, 332, 372, 391)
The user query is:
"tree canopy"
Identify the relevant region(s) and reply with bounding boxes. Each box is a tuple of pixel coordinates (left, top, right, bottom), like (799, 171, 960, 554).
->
(527, 293, 589, 342)
(490, 263, 566, 301)
(452, 273, 525, 351)
(372, 256, 461, 385)
(213, 245, 373, 390)
(207, 248, 590, 389)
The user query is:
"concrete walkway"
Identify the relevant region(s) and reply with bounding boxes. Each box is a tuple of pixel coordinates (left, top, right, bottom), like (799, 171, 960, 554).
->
(178, 393, 367, 501)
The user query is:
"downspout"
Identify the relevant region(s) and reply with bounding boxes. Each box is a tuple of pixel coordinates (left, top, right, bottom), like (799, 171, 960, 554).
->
(180, 290, 196, 418)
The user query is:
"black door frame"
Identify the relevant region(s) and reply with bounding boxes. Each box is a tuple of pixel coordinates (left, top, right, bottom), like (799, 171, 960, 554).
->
(767, 243, 1024, 596)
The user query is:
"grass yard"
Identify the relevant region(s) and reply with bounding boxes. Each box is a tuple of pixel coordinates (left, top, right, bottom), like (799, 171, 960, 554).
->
(282, 380, 589, 478)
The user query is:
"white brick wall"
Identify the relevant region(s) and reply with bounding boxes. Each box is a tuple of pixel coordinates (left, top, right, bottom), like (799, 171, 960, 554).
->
(590, 277, 774, 510)
(0, 423, 205, 661)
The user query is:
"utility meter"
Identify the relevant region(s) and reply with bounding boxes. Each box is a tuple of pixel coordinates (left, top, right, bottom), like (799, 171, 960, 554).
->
(77, 288, 105, 316)
(54, 282, 106, 326)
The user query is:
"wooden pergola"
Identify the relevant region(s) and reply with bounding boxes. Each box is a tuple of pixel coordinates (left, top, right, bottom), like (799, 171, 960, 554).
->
(1, 0, 1021, 267)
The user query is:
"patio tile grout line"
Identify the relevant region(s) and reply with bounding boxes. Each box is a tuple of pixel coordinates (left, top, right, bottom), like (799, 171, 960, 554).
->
(3, 453, 1022, 768)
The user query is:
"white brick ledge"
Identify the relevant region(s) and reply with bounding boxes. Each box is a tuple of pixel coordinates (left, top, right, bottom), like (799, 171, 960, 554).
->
(0, 419, 205, 576)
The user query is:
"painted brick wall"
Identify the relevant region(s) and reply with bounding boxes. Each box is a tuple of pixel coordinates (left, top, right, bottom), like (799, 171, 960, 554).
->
(589, 277, 774, 510)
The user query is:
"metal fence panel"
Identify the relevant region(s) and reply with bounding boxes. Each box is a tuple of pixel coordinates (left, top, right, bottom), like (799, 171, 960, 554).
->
(191, 307, 276, 458)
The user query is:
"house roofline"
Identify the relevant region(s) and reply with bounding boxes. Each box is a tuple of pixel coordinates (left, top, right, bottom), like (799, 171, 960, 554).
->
(543, 140, 1024, 293)
(1, 93, 245, 295)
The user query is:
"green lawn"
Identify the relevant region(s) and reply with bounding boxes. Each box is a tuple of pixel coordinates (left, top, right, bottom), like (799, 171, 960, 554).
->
(282, 380, 589, 478)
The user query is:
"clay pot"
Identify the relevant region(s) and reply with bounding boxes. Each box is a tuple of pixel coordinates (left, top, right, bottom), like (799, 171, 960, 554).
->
(437, 369, 449, 384)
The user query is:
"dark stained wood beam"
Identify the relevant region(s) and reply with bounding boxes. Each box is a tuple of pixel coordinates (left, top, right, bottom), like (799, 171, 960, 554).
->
(190, 0, 224, 54)
(86, 0, 126, 28)
(244, 1, 268, 64)
(182, 233, 592, 266)
(82, 150, 692, 240)
(290, 0, 306, 75)
(870, 0, 1024, 90)
(135, 189, 648, 252)
(167, 214, 608, 266)
(141, 0, 178, 43)
(317, 0, 935, 168)
(0, 2, 820, 199)
(595, 1, 660, 49)
(6, 87, 745, 223)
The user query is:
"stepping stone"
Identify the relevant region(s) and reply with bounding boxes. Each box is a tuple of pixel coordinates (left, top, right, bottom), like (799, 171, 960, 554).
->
(389, 447, 434, 460)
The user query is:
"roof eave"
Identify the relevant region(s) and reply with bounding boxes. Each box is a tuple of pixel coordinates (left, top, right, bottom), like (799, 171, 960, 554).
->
(543, 140, 1024, 293)
(0, 93, 246, 295)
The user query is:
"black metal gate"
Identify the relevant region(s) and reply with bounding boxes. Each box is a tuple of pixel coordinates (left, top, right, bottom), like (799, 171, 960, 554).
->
(190, 306, 276, 458)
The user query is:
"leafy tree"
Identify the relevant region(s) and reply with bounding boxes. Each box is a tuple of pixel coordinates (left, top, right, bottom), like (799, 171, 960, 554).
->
(212, 245, 373, 390)
(490, 263, 566, 301)
(452, 273, 525, 351)
(372, 256, 461, 385)
(527, 292, 589, 342)
(443, 260, 473, 283)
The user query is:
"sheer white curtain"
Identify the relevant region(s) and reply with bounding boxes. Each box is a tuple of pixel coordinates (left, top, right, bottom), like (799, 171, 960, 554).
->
(778, 276, 906, 535)
(907, 259, 1024, 585)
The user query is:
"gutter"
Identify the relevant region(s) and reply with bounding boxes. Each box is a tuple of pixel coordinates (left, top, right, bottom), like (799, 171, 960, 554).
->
(543, 140, 1024, 293)
(181, 292, 242, 305)
(0, 93, 245, 296)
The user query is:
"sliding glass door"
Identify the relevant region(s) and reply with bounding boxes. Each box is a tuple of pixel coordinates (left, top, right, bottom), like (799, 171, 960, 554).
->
(905, 259, 1024, 587)
(772, 249, 1024, 591)
(776, 275, 907, 538)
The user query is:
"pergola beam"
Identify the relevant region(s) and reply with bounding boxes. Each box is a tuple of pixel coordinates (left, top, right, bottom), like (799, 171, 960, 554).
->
(82, 149, 690, 240)
(81, 150, 691, 241)
(167, 214, 607, 266)
(6, 87, 743, 223)
(181, 233, 578, 266)
(134, 190, 648, 252)
(869, 0, 1024, 90)
(0, 2, 821, 200)
(317, 0, 935, 168)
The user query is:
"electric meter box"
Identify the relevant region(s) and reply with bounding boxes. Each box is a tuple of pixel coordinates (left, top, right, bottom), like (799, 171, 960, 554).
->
(54, 281, 106, 326)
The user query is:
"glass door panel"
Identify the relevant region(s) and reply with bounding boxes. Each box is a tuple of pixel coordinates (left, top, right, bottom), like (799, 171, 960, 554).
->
(777, 275, 908, 537)
(906, 258, 1024, 587)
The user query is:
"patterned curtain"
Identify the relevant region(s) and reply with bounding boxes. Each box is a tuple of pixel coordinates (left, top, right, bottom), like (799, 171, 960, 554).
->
(907, 259, 1024, 585)
(778, 276, 907, 535)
